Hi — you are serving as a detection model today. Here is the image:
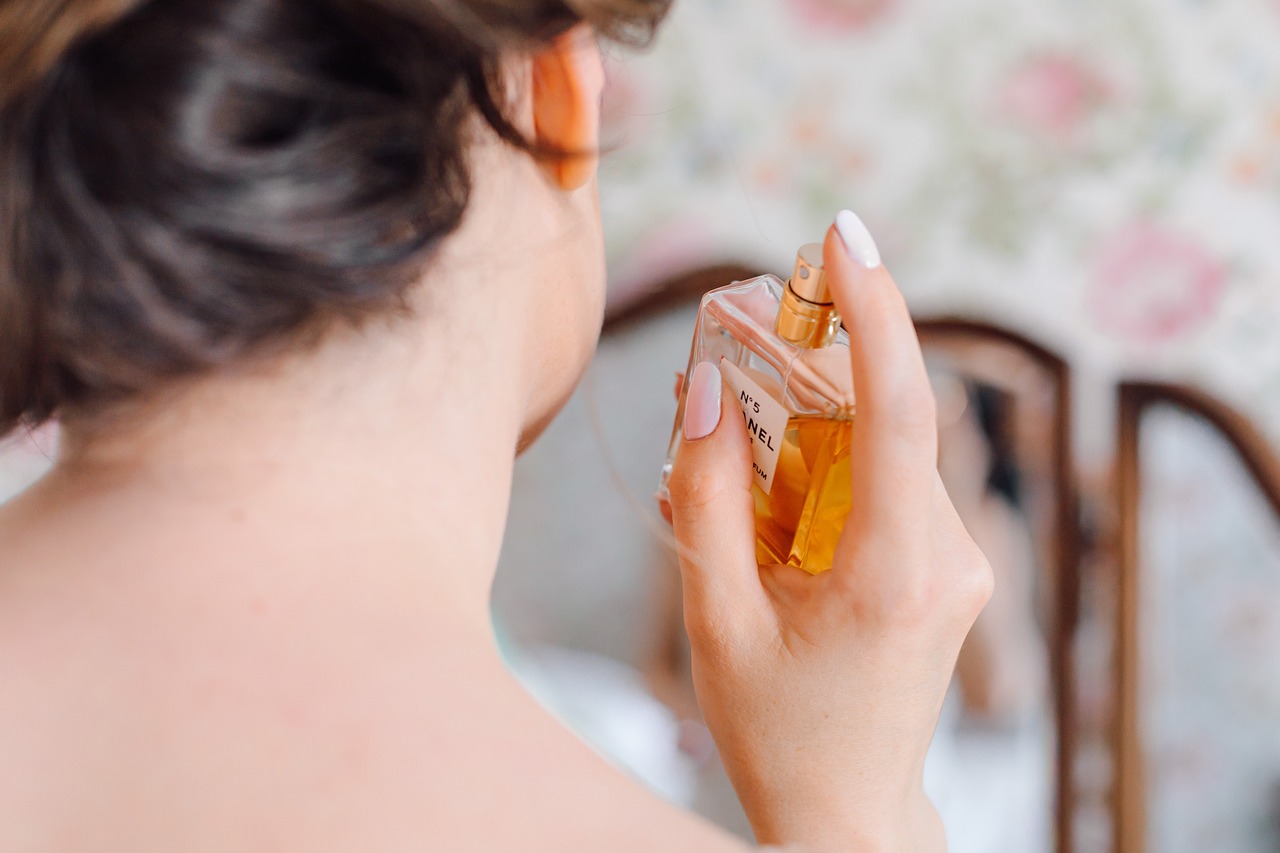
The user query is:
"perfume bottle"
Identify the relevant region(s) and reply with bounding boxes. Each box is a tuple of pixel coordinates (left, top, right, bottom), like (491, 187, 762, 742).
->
(659, 243, 855, 575)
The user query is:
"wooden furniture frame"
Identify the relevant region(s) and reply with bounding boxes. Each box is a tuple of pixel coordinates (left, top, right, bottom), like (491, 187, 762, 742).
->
(1114, 383, 1280, 853)
(916, 318, 1080, 853)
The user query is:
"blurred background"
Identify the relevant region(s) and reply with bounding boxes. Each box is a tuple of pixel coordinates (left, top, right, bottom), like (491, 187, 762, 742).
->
(5, 0, 1280, 851)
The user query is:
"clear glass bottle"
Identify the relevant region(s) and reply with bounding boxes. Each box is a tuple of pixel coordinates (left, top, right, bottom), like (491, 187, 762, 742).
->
(659, 243, 855, 575)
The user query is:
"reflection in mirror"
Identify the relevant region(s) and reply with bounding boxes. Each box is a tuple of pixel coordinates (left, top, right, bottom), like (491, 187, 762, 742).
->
(0, 424, 57, 504)
(919, 332, 1061, 853)
(494, 298, 727, 821)
(1123, 401, 1280, 852)
(494, 281, 1075, 853)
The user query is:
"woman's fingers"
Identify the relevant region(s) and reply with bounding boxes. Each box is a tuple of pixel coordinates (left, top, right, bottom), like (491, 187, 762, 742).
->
(657, 365, 681, 527)
(665, 214, 991, 852)
(656, 494, 673, 526)
(823, 214, 938, 539)
(666, 361, 771, 644)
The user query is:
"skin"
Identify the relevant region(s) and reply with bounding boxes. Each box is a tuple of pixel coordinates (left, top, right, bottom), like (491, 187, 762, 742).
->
(665, 230, 993, 852)
(939, 401, 1047, 721)
(0, 22, 991, 853)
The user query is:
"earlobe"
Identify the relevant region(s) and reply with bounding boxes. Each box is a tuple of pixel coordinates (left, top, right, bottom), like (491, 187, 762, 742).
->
(531, 25, 602, 191)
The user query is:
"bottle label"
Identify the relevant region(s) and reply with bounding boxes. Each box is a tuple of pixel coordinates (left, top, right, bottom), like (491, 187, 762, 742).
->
(720, 360, 789, 495)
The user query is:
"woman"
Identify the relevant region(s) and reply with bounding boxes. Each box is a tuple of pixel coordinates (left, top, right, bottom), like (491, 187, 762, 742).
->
(0, 1, 992, 850)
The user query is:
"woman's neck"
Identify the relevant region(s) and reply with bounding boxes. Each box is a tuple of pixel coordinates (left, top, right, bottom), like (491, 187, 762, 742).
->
(45, 300, 529, 642)
(20, 139, 589, 652)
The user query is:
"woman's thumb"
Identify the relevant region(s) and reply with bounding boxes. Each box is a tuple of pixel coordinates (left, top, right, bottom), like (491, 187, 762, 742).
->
(666, 361, 769, 638)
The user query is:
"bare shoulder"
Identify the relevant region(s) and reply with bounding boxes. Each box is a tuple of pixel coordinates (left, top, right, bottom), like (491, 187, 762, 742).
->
(0, 643, 747, 850)
(0, 500, 747, 852)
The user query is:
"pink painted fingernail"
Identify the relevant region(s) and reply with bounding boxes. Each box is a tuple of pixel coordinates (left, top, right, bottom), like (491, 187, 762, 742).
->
(683, 361, 722, 441)
(835, 209, 882, 269)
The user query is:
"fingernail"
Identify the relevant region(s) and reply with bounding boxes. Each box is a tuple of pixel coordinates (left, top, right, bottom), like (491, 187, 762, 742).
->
(683, 361, 722, 441)
(835, 209, 882, 269)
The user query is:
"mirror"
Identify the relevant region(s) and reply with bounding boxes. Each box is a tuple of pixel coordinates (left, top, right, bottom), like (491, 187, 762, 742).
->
(494, 279, 1078, 852)
(1116, 392, 1280, 852)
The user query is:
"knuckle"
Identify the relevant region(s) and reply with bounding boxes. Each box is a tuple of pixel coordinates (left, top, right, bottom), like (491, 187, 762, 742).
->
(965, 551, 996, 612)
(682, 611, 720, 650)
(667, 459, 730, 514)
(857, 548, 992, 632)
(947, 544, 995, 625)
(931, 498, 993, 617)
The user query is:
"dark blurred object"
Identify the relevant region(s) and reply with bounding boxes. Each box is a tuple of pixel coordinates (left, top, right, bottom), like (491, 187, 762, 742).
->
(972, 382, 1023, 508)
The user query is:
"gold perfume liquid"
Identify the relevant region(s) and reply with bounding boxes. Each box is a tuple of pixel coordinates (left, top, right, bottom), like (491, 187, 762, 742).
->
(660, 242, 856, 575)
(754, 414, 853, 572)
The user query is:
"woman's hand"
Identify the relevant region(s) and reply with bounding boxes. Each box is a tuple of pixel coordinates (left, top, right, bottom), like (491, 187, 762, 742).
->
(665, 212, 993, 853)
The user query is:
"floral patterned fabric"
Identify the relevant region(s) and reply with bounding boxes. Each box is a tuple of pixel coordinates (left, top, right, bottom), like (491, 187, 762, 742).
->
(600, 0, 1280, 454)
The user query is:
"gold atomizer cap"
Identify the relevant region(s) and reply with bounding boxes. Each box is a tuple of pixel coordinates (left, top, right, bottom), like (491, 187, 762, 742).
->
(776, 242, 842, 348)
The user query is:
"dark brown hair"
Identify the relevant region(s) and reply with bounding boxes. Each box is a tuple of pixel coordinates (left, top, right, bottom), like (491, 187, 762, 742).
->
(0, 0, 669, 437)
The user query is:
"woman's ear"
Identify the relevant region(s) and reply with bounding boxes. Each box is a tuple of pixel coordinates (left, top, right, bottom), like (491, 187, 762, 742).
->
(530, 24, 603, 191)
